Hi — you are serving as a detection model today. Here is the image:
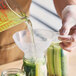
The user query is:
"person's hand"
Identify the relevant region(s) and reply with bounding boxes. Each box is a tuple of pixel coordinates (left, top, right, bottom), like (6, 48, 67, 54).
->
(58, 5, 76, 52)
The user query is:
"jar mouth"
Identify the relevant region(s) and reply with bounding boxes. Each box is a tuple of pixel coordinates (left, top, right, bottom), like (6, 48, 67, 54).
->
(1, 68, 23, 76)
(23, 57, 35, 63)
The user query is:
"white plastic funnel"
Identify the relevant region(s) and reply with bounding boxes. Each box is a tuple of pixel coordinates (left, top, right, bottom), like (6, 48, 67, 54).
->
(13, 29, 56, 58)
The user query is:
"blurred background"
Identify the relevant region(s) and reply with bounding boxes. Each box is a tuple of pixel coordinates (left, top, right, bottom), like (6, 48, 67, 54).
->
(29, 0, 62, 32)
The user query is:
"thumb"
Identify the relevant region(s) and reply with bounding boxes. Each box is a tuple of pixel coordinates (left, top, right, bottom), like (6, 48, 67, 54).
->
(60, 17, 76, 35)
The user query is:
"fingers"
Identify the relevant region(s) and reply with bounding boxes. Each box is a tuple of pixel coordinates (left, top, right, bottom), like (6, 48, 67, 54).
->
(58, 35, 74, 42)
(60, 17, 76, 35)
(59, 28, 76, 52)
(60, 42, 71, 52)
(59, 25, 70, 35)
(60, 42, 76, 52)
(59, 25, 76, 42)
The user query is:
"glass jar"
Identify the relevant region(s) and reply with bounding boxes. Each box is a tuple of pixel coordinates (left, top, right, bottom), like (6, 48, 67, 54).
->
(23, 55, 47, 76)
(1, 68, 26, 76)
(46, 34, 69, 76)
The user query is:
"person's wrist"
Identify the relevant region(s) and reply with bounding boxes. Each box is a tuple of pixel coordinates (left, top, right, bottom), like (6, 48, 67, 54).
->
(61, 5, 76, 28)
(62, 5, 76, 19)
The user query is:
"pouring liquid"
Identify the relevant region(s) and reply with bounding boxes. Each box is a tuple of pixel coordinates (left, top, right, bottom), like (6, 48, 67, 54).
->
(22, 18, 37, 76)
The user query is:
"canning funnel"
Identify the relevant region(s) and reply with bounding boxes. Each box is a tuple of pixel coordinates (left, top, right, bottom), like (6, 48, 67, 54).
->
(13, 29, 56, 58)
